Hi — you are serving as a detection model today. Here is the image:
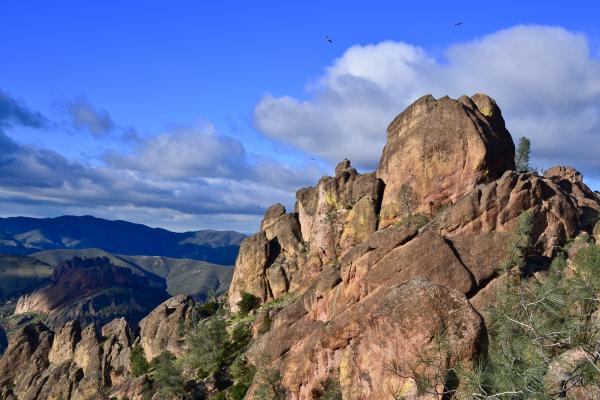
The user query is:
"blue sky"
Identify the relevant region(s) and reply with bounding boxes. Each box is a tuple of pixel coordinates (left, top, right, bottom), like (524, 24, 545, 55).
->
(1, 1, 600, 232)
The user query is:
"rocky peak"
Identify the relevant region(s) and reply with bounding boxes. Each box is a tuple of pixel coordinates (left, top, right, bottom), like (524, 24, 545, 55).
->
(544, 165, 584, 183)
(377, 93, 515, 227)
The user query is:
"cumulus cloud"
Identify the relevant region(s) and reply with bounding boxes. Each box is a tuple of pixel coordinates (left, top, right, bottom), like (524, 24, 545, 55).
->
(0, 125, 322, 231)
(0, 89, 47, 128)
(255, 25, 600, 179)
(106, 124, 248, 179)
(67, 98, 116, 136)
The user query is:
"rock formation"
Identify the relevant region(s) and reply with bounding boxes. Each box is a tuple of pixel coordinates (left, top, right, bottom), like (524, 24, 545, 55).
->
(227, 93, 600, 398)
(376, 94, 515, 228)
(138, 294, 197, 360)
(0, 319, 131, 400)
(14, 257, 170, 330)
(2, 93, 599, 399)
(0, 295, 196, 400)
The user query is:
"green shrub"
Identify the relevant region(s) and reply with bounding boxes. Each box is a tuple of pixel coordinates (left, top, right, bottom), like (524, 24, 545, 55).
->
(149, 351, 185, 399)
(320, 376, 342, 400)
(130, 344, 150, 377)
(237, 292, 261, 315)
(183, 315, 228, 378)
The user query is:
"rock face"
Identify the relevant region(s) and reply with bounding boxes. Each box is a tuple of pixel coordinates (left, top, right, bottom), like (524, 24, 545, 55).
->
(3, 93, 599, 399)
(249, 278, 486, 399)
(138, 295, 197, 360)
(0, 296, 190, 400)
(433, 169, 598, 257)
(376, 94, 515, 228)
(229, 160, 383, 311)
(227, 94, 600, 398)
(14, 256, 170, 330)
(0, 319, 132, 400)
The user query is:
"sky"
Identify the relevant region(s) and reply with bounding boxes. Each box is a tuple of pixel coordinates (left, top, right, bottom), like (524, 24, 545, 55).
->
(1, 1, 600, 233)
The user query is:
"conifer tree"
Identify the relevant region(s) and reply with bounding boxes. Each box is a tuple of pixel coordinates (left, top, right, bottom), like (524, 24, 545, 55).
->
(515, 136, 531, 172)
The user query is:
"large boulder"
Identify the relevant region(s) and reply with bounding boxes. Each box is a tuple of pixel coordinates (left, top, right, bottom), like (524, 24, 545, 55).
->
(376, 94, 515, 228)
(101, 318, 133, 386)
(138, 295, 196, 361)
(248, 278, 486, 399)
(228, 232, 272, 311)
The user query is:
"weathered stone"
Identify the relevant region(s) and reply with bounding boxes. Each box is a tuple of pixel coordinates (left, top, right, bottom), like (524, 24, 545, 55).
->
(340, 196, 378, 251)
(48, 320, 81, 365)
(448, 232, 510, 286)
(249, 278, 486, 400)
(263, 213, 302, 256)
(260, 203, 287, 231)
(138, 295, 196, 361)
(101, 318, 133, 385)
(434, 171, 582, 256)
(266, 266, 289, 298)
(363, 230, 476, 296)
(228, 232, 271, 311)
(545, 165, 584, 184)
(377, 94, 515, 228)
(295, 160, 383, 261)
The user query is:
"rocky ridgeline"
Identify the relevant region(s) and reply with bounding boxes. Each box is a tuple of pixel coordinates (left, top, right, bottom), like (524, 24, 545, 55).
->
(229, 94, 600, 398)
(13, 257, 170, 330)
(0, 295, 196, 400)
(1, 93, 599, 400)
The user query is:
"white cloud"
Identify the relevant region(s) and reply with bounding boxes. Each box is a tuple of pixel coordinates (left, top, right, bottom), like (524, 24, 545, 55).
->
(255, 25, 600, 180)
(105, 123, 247, 179)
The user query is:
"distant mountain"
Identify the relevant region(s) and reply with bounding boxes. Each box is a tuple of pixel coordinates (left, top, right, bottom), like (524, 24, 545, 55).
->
(0, 250, 233, 345)
(30, 248, 233, 298)
(0, 254, 52, 302)
(0, 215, 245, 264)
(14, 256, 170, 330)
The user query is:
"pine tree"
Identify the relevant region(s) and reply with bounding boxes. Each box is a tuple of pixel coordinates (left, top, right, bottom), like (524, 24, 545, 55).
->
(183, 314, 228, 378)
(397, 183, 418, 227)
(149, 351, 185, 399)
(515, 136, 531, 172)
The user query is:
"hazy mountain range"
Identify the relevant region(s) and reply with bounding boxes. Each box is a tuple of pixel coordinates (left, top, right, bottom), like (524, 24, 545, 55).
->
(0, 215, 245, 265)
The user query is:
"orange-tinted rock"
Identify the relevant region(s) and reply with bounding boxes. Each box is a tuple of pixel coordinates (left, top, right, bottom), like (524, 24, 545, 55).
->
(377, 94, 515, 228)
(138, 295, 196, 360)
(434, 171, 582, 256)
(296, 160, 383, 261)
(249, 278, 486, 400)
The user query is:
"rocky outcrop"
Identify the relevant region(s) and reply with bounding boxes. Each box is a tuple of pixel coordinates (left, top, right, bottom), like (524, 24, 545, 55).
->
(227, 93, 600, 398)
(3, 92, 599, 399)
(0, 295, 192, 400)
(14, 257, 170, 330)
(138, 295, 196, 360)
(229, 160, 383, 311)
(376, 94, 515, 228)
(248, 278, 486, 399)
(431, 170, 595, 257)
(296, 159, 384, 260)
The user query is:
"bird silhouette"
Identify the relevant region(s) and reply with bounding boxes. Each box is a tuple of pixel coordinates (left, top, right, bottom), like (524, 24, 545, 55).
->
(454, 22, 463, 26)
(325, 35, 333, 43)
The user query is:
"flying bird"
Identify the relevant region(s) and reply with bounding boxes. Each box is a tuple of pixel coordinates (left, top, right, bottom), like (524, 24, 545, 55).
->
(453, 22, 463, 26)
(325, 35, 333, 43)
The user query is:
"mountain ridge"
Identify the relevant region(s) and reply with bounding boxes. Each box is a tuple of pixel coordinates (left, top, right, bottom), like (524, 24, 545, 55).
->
(0, 215, 245, 264)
